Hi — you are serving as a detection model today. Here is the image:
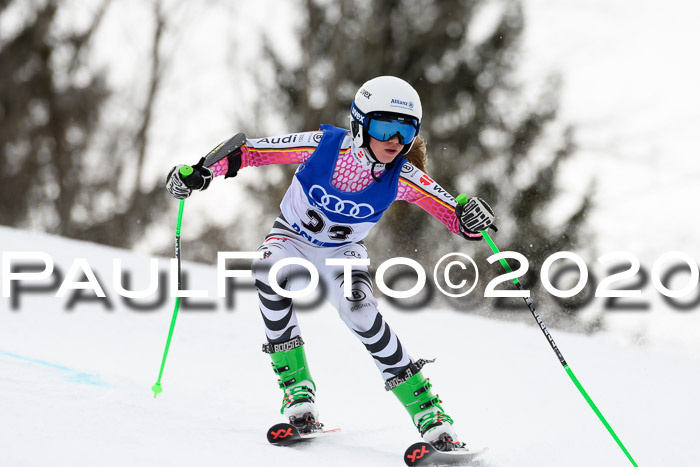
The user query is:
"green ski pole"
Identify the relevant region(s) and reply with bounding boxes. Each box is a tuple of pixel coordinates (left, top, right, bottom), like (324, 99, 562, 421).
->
(152, 165, 194, 398)
(456, 194, 638, 466)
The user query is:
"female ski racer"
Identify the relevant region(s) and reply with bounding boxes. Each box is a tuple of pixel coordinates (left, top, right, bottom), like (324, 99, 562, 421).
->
(165, 76, 495, 451)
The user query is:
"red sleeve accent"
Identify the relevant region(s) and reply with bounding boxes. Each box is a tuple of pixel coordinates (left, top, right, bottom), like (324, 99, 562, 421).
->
(397, 178, 462, 234)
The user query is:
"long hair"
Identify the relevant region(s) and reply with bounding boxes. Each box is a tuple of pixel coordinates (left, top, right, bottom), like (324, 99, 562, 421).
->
(404, 135, 428, 173)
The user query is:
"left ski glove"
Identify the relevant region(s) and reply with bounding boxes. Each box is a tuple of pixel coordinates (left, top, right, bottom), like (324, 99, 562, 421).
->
(165, 157, 213, 199)
(455, 197, 496, 241)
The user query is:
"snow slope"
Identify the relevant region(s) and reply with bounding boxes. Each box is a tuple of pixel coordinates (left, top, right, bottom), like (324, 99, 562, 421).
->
(1, 226, 698, 466)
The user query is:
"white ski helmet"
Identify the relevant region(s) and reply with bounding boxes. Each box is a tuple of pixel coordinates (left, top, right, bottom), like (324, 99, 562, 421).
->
(350, 76, 422, 155)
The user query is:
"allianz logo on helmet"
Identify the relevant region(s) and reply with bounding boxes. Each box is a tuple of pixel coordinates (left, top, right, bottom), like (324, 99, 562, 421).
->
(309, 185, 375, 219)
(390, 98, 414, 109)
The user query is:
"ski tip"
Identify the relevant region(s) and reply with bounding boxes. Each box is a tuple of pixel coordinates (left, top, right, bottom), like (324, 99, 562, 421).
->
(404, 441, 488, 466)
(267, 423, 301, 445)
(404, 442, 435, 466)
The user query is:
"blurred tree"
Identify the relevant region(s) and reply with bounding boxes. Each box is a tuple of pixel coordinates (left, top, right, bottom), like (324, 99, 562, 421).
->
(0, 1, 108, 232)
(242, 0, 594, 323)
(0, 0, 171, 247)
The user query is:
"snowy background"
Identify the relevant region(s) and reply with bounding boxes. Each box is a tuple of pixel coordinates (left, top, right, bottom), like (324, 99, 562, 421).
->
(519, 0, 700, 357)
(2, 0, 700, 465)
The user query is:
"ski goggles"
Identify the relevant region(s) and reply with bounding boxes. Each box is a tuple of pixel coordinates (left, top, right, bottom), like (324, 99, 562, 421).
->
(351, 102, 420, 144)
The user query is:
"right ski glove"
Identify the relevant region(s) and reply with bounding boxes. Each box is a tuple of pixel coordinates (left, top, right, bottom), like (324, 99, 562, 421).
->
(165, 157, 213, 199)
(455, 196, 497, 241)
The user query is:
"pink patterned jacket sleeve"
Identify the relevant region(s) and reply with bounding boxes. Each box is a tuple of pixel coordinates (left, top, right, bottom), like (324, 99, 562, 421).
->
(208, 131, 322, 177)
(396, 162, 480, 239)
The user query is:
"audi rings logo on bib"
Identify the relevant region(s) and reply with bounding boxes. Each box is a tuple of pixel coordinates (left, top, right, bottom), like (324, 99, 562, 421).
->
(309, 185, 375, 219)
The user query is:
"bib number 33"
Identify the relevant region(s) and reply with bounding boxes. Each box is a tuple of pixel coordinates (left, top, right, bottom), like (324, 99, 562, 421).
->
(302, 209, 353, 241)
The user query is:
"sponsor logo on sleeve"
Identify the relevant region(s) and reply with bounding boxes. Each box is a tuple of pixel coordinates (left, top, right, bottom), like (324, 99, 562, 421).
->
(420, 174, 434, 186)
(256, 133, 306, 147)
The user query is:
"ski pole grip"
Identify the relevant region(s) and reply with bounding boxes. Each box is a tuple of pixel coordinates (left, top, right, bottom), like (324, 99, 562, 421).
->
(179, 165, 194, 179)
(455, 193, 498, 233)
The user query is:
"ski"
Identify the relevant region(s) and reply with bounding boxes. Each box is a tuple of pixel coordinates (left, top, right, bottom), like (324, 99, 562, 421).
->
(403, 441, 488, 466)
(266, 422, 341, 446)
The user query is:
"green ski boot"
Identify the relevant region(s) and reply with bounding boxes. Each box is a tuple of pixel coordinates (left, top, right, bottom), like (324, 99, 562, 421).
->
(389, 364, 463, 451)
(263, 336, 321, 433)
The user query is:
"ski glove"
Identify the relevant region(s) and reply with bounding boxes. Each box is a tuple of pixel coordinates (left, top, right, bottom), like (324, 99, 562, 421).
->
(165, 158, 213, 199)
(455, 197, 496, 241)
